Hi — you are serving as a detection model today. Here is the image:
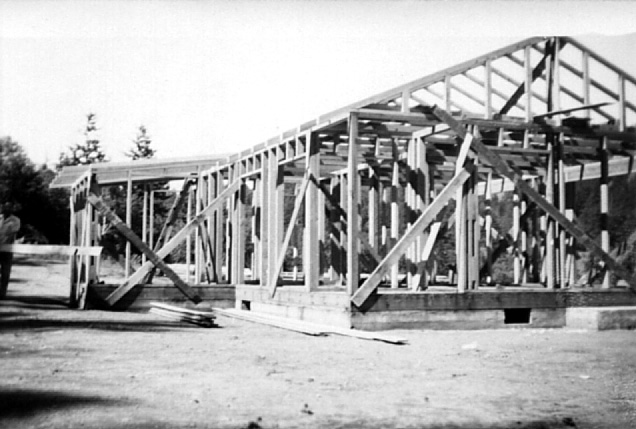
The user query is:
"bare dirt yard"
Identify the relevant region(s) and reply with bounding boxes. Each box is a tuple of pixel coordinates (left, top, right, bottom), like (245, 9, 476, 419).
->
(1, 257, 636, 429)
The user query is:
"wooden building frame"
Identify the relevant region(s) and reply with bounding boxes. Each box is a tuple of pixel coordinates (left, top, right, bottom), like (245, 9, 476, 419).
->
(53, 37, 636, 329)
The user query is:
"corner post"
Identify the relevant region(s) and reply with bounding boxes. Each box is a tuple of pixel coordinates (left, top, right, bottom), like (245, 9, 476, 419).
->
(347, 112, 360, 296)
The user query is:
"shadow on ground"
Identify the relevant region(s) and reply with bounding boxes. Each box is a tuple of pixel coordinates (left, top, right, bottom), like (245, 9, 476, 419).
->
(0, 295, 220, 332)
(0, 316, 219, 333)
(12, 257, 66, 267)
(0, 388, 123, 419)
(1, 295, 70, 309)
(60, 417, 584, 429)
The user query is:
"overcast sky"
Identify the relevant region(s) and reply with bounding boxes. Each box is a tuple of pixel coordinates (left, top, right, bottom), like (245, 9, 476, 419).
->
(1, 1, 636, 167)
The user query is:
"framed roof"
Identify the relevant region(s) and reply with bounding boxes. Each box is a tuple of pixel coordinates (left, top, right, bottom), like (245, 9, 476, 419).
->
(50, 154, 229, 188)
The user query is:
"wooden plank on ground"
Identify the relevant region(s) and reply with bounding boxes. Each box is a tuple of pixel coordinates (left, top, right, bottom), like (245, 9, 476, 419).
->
(213, 308, 407, 344)
(433, 105, 636, 291)
(88, 194, 203, 305)
(212, 308, 326, 336)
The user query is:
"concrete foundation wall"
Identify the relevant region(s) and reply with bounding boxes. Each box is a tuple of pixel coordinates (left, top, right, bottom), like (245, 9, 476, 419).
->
(351, 308, 566, 331)
(566, 307, 636, 330)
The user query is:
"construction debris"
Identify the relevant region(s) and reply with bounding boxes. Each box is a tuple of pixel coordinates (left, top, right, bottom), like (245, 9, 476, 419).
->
(149, 302, 216, 328)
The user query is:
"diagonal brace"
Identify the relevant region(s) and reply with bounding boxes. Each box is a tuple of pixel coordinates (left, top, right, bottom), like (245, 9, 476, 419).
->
(269, 171, 311, 296)
(87, 194, 202, 305)
(104, 179, 240, 306)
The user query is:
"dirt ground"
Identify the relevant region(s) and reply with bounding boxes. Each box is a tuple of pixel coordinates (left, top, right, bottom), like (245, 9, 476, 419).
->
(1, 257, 636, 429)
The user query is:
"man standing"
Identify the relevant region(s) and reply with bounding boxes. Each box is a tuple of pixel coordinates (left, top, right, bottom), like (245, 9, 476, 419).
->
(0, 202, 21, 299)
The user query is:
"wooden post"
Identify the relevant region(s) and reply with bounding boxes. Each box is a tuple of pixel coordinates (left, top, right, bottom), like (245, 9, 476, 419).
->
(455, 159, 468, 291)
(149, 190, 155, 250)
(545, 135, 556, 288)
(525, 45, 533, 121)
(142, 185, 148, 265)
(214, 172, 225, 283)
(317, 178, 326, 276)
(259, 155, 269, 284)
(195, 173, 203, 282)
(484, 173, 493, 284)
(406, 139, 415, 287)
(267, 148, 284, 285)
(328, 176, 341, 281)
(553, 38, 562, 122)
(582, 50, 590, 118)
(412, 136, 430, 290)
(368, 165, 379, 250)
(565, 182, 577, 286)
(444, 75, 452, 112)
(305, 132, 320, 291)
(513, 191, 521, 285)
(618, 75, 626, 132)
(125, 174, 132, 278)
(233, 179, 246, 284)
(390, 140, 400, 288)
(186, 185, 193, 284)
(251, 177, 261, 281)
(600, 137, 610, 288)
(485, 60, 492, 119)
(557, 133, 567, 288)
(381, 182, 390, 256)
(467, 156, 479, 290)
(401, 89, 410, 113)
(347, 113, 360, 295)
(521, 195, 528, 284)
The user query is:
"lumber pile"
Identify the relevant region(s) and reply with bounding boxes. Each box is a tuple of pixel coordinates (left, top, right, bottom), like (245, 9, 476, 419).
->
(149, 302, 217, 328)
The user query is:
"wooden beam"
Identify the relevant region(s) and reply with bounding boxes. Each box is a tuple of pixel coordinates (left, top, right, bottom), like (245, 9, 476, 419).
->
(351, 162, 475, 307)
(0, 244, 103, 257)
(434, 106, 636, 291)
(87, 194, 202, 305)
(105, 180, 239, 305)
(533, 102, 612, 119)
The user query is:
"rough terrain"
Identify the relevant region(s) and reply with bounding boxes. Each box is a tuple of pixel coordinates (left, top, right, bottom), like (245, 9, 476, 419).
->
(1, 257, 635, 428)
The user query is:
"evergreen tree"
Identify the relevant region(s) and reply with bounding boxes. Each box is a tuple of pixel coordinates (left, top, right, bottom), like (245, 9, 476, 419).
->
(126, 125, 155, 160)
(0, 137, 69, 244)
(58, 113, 107, 168)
